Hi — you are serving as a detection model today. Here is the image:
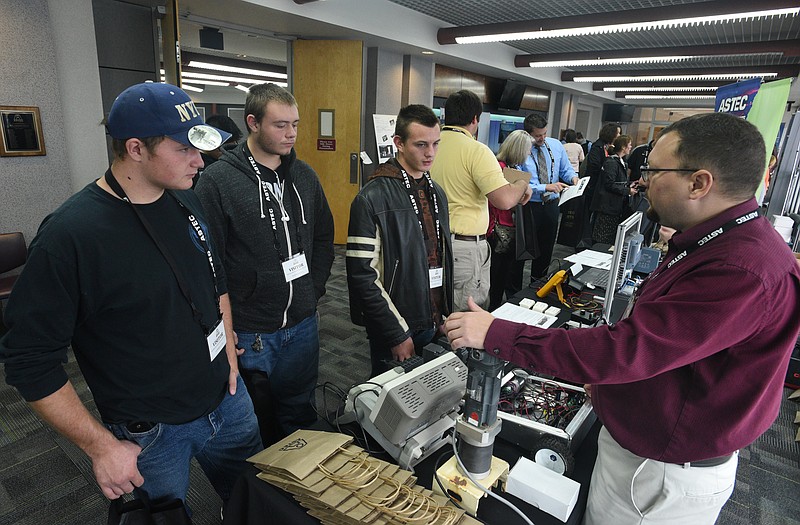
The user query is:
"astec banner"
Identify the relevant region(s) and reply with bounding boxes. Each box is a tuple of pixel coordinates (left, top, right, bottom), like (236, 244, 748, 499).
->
(715, 77, 792, 204)
(714, 77, 762, 117)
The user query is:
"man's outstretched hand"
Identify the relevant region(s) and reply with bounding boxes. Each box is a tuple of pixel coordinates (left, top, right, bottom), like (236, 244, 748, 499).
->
(443, 296, 495, 350)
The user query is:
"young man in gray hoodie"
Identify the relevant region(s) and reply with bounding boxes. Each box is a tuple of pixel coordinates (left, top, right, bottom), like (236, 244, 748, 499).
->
(195, 83, 334, 446)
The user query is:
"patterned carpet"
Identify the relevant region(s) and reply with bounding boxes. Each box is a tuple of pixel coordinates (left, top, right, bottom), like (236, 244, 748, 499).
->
(0, 245, 798, 524)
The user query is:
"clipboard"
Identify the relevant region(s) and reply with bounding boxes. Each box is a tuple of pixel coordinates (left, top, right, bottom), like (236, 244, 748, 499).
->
(502, 167, 532, 184)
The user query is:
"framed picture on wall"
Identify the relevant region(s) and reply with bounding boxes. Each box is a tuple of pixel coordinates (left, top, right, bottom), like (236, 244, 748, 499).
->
(0, 105, 46, 157)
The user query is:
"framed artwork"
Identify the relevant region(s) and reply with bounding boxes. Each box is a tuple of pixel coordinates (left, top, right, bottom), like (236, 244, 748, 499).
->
(0, 105, 46, 156)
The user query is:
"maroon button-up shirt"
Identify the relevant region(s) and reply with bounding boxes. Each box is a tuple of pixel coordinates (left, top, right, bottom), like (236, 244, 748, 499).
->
(485, 199, 800, 462)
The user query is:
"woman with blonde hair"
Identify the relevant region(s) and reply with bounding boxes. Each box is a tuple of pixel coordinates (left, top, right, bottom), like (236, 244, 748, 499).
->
(487, 129, 532, 310)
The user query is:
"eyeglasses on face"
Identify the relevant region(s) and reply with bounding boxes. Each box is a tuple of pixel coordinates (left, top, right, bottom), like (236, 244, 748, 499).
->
(639, 164, 700, 182)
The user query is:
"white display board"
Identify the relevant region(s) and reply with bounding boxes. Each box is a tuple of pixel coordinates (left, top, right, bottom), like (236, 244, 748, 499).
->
(373, 114, 396, 164)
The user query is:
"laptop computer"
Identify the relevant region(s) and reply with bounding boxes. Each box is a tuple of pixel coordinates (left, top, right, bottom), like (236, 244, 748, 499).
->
(572, 265, 609, 289)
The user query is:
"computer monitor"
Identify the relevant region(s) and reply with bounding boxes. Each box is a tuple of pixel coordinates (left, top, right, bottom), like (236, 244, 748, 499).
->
(602, 103, 637, 123)
(498, 80, 527, 110)
(602, 212, 644, 324)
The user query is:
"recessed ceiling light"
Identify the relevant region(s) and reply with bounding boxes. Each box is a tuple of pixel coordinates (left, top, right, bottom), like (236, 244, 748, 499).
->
(421, 51, 434, 55)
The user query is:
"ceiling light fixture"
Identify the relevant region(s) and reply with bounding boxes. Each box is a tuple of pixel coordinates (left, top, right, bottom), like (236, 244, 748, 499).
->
(187, 60, 288, 80)
(161, 72, 232, 87)
(603, 86, 719, 92)
(571, 73, 774, 82)
(563, 65, 799, 83)
(445, 6, 798, 43)
(529, 55, 702, 68)
(182, 79, 231, 87)
(234, 85, 252, 92)
(439, 0, 799, 44)
(592, 80, 732, 91)
(181, 71, 288, 87)
(181, 84, 205, 93)
(516, 40, 798, 68)
(624, 94, 716, 100)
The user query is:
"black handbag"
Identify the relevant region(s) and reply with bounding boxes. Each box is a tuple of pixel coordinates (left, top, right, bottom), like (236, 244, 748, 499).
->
(489, 220, 515, 254)
(108, 497, 192, 525)
(515, 204, 540, 260)
(556, 197, 586, 248)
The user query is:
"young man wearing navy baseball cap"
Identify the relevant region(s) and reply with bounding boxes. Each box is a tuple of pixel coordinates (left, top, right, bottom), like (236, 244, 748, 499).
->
(0, 82, 261, 511)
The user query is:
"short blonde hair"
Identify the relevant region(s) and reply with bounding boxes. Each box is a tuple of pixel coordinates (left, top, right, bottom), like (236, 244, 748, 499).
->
(497, 129, 533, 167)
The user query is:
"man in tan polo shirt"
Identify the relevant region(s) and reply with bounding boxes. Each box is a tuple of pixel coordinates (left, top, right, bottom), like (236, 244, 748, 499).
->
(431, 90, 531, 311)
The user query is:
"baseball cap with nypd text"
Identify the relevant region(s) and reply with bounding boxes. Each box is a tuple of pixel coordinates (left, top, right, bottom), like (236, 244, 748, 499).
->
(106, 82, 231, 151)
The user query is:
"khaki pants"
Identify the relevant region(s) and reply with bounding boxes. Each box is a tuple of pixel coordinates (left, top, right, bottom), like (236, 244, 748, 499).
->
(584, 426, 737, 525)
(451, 237, 491, 312)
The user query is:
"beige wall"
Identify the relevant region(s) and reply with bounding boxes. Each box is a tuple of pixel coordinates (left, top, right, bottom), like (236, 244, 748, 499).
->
(0, 0, 106, 246)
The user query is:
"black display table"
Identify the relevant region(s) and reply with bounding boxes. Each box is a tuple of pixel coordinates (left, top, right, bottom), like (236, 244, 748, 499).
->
(224, 420, 600, 525)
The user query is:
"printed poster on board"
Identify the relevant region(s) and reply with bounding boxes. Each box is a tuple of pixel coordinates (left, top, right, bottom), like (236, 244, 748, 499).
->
(373, 114, 396, 164)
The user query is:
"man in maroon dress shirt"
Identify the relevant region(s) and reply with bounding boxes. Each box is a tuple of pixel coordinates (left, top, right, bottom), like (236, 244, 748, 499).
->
(444, 112, 800, 525)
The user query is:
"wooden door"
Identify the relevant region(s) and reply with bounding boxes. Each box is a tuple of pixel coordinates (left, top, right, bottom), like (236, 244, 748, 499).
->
(293, 40, 363, 244)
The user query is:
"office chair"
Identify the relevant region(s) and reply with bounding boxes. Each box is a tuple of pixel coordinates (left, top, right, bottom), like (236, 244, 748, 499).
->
(789, 214, 800, 253)
(0, 232, 27, 332)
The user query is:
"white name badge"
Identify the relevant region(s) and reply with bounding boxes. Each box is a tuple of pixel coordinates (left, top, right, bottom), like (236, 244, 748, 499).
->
(207, 320, 226, 362)
(282, 252, 310, 282)
(429, 267, 443, 288)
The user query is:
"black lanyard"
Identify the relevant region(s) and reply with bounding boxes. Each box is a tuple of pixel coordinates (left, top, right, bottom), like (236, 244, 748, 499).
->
(243, 145, 303, 258)
(533, 141, 555, 182)
(103, 170, 220, 333)
(442, 126, 473, 138)
(399, 168, 442, 247)
(641, 208, 759, 289)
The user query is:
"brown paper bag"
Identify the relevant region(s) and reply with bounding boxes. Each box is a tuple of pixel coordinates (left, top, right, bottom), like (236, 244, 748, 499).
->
(248, 429, 352, 480)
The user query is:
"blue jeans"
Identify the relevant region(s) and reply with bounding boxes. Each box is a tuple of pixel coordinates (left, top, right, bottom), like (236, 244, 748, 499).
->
(105, 375, 261, 505)
(368, 327, 436, 377)
(236, 313, 320, 439)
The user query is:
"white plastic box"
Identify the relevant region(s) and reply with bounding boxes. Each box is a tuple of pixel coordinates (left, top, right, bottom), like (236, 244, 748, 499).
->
(507, 456, 581, 522)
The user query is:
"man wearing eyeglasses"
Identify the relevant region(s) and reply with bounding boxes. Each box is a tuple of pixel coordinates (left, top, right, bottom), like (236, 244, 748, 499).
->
(444, 112, 800, 524)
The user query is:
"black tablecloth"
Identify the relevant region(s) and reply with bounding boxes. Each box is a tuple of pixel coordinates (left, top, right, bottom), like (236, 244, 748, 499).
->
(224, 421, 600, 525)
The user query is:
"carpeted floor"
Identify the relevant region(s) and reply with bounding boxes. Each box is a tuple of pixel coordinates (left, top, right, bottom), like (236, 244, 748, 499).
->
(0, 244, 798, 525)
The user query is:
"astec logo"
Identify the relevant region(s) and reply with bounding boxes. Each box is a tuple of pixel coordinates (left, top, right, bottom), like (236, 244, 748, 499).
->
(279, 438, 308, 451)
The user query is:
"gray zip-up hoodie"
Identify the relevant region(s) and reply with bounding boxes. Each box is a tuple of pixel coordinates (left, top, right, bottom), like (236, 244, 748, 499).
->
(195, 143, 334, 332)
